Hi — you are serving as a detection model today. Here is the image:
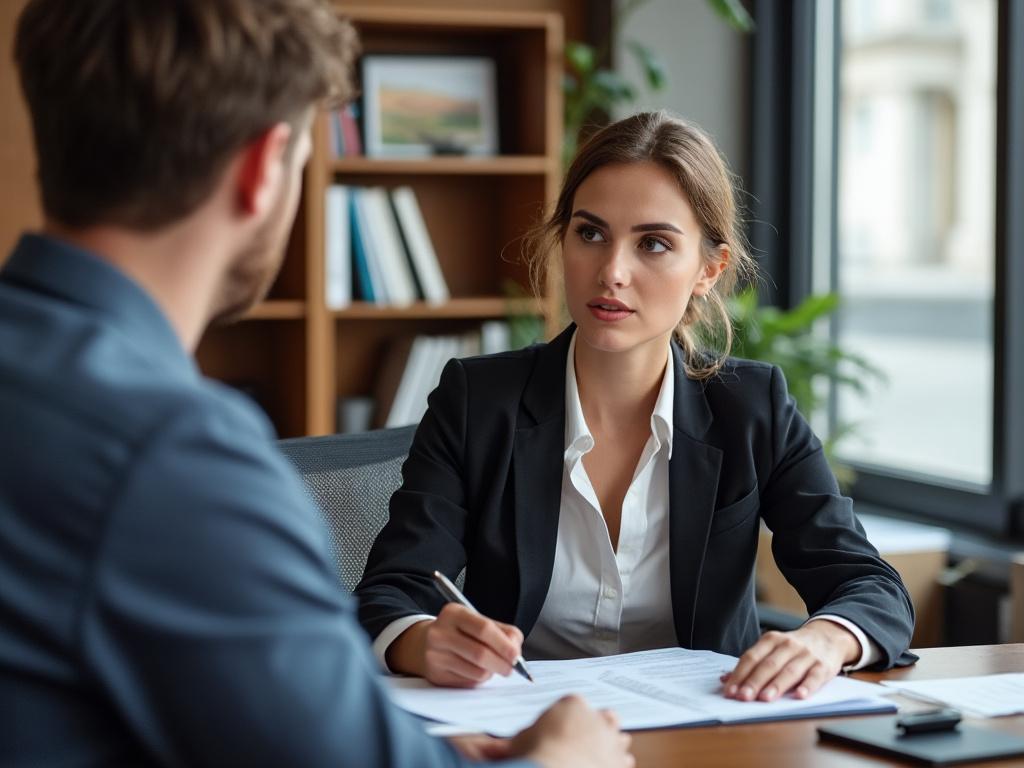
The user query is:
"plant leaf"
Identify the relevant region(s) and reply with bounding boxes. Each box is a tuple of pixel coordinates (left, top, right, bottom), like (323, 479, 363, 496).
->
(625, 40, 667, 90)
(565, 41, 596, 75)
(591, 69, 635, 102)
(707, 0, 755, 32)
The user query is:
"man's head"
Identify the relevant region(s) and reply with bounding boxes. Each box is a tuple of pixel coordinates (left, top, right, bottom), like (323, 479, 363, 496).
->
(14, 0, 357, 322)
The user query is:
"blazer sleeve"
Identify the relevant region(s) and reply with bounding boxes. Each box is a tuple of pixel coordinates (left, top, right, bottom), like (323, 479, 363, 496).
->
(758, 365, 917, 669)
(356, 358, 473, 642)
(79, 392, 480, 768)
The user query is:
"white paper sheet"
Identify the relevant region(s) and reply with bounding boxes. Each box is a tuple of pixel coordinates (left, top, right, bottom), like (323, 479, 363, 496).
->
(881, 673, 1024, 717)
(386, 647, 895, 736)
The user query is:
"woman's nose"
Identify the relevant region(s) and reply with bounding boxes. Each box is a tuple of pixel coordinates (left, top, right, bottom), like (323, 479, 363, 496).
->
(597, 244, 630, 288)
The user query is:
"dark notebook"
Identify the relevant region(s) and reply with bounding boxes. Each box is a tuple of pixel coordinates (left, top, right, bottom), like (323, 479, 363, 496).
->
(818, 716, 1024, 766)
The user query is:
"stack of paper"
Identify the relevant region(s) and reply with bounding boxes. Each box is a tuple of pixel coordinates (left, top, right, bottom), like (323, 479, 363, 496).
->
(386, 647, 895, 736)
(881, 674, 1024, 718)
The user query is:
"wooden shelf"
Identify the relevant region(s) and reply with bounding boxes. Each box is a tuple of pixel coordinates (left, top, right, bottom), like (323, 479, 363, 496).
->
(343, 6, 558, 31)
(331, 156, 553, 176)
(242, 300, 306, 320)
(334, 297, 542, 320)
(193, 5, 568, 436)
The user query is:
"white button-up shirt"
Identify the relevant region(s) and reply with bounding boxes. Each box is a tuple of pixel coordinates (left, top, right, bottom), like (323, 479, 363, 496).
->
(523, 332, 677, 659)
(373, 331, 880, 670)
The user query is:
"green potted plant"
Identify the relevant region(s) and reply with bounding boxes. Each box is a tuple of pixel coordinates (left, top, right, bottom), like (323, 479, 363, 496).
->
(727, 287, 885, 484)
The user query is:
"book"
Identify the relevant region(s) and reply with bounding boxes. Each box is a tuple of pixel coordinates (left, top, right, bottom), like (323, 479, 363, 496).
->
(324, 184, 351, 309)
(351, 188, 391, 303)
(480, 320, 511, 355)
(408, 335, 459, 426)
(390, 186, 449, 303)
(349, 189, 376, 302)
(329, 105, 363, 158)
(339, 104, 363, 156)
(373, 335, 416, 429)
(360, 187, 418, 306)
(335, 395, 374, 434)
(385, 335, 434, 427)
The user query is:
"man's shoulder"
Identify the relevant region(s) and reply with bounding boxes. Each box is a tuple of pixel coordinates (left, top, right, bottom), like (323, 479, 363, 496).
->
(0, 296, 276, 510)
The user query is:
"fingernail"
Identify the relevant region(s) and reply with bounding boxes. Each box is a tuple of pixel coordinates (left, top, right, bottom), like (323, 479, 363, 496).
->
(763, 686, 776, 701)
(741, 686, 754, 700)
(726, 684, 738, 697)
(796, 686, 808, 698)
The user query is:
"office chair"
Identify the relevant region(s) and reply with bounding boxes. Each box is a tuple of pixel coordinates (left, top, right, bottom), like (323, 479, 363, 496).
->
(279, 425, 416, 592)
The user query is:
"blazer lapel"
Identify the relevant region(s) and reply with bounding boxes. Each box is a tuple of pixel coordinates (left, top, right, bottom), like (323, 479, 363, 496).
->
(667, 342, 723, 648)
(511, 326, 574, 633)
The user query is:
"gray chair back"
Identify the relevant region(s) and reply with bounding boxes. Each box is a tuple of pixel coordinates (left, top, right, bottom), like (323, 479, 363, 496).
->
(279, 425, 416, 591)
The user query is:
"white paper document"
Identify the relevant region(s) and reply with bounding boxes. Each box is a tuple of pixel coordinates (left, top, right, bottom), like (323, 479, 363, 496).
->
(881, 673, 1024, 718)
(386, 647, 895, 736)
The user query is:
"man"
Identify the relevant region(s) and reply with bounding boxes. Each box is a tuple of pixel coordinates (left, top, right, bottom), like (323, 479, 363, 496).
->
(0, 2, 633, 766)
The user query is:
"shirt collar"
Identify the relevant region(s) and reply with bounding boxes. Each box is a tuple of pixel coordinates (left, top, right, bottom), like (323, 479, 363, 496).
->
(2, 233, 195, 378)
(564, 330, 675, 462)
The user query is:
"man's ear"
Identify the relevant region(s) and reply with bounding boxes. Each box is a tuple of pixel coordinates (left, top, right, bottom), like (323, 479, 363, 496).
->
(693, 244, 730, 297)
(236, 122, 293, 217)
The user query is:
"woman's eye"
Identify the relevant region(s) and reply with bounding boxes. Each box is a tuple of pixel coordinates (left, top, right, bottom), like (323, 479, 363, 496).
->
(579, 225, 605, 243)
(639, 236, 669, 253)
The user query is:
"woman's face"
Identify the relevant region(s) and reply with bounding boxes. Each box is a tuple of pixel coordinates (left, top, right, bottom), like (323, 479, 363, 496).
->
(562, 160, 725, 359)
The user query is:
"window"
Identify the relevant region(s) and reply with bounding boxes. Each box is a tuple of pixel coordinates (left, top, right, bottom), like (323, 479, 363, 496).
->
(749, 0, 1024, 536)
(834, 0, 997, 486)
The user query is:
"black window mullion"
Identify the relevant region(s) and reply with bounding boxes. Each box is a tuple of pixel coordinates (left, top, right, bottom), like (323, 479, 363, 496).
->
(994, 0, 1024, 514)
(749, 0, 816, 310)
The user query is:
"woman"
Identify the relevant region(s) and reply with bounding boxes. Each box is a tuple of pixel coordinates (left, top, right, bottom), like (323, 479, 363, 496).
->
(356, 112, 914, 703)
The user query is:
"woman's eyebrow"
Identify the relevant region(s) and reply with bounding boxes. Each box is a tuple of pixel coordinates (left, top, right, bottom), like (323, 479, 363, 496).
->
(572, 209, 683, 235)
(632, 222, 684, 235)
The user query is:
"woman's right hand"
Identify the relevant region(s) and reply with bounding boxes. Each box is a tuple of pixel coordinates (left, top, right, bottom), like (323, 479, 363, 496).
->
(387, 603, 524, 687)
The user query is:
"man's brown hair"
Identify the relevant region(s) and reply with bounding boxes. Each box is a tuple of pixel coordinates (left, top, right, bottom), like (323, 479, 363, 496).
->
(14, 0, 358, 230)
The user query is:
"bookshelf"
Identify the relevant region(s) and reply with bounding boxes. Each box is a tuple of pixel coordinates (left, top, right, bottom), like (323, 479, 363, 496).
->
(196, 5, 564, 436)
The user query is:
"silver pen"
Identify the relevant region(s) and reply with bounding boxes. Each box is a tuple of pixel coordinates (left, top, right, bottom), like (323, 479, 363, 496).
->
(431, 570, 534, 682)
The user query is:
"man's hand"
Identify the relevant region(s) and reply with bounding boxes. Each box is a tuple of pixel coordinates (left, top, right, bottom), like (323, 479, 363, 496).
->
(387, 603, 523, 687)
(449, 734, 513, 761)
(721, 622, 861, 702)
(510, 696, 634, 768)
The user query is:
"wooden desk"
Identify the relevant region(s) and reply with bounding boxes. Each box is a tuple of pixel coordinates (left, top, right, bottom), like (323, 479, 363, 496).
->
(630, 645, 1024, 767)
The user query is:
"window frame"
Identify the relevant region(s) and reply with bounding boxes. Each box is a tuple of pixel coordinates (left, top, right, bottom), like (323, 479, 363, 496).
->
(748, 0, 1024, 539)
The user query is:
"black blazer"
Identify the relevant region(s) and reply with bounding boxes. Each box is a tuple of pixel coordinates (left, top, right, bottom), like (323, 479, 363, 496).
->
(357, 326, 916, 668)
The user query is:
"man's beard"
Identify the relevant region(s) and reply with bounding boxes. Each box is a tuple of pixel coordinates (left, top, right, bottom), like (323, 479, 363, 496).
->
(208, 194, 292, 327)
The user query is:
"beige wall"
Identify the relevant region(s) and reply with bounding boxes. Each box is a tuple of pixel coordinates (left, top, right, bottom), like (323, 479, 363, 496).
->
(0, 0, 40, 258)
(615, 0, 751, 183)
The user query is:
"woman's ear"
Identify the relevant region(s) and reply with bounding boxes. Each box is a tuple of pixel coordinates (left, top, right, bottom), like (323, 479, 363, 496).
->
(693, 244, 730, 297)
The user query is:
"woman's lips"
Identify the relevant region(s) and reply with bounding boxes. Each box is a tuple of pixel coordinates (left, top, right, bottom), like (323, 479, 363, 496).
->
(587, 299, 634, 322)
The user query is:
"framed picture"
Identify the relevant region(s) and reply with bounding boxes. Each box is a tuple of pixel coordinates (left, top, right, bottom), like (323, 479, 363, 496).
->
(361, 55, 499, 158)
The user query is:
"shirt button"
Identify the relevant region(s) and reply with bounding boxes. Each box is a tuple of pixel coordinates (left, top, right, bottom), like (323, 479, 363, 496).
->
(603, 586, 618, 600)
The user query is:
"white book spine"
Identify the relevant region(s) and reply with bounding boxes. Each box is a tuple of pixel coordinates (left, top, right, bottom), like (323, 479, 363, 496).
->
(480, 320, 511, 355)
(390, 186, 450, 304)
(324, 185, 351, 309)
(386, 335, 430, 427)
(407, 336, 458, 427)
(363, 187, 417, 306)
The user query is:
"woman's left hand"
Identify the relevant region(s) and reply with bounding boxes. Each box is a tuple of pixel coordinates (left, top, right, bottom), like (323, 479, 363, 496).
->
(721, 622, 861, 702)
